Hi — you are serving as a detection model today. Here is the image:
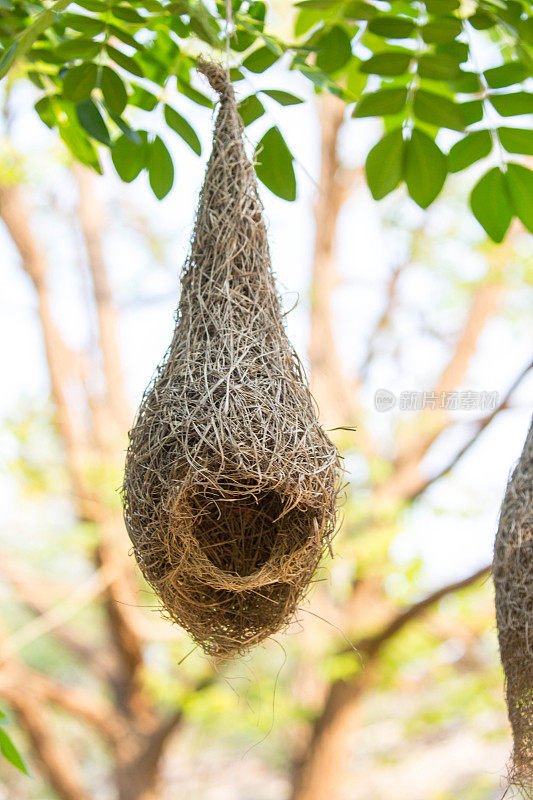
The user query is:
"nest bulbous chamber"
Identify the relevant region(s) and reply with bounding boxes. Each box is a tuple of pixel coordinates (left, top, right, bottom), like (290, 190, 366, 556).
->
(122, 61, 340, 657)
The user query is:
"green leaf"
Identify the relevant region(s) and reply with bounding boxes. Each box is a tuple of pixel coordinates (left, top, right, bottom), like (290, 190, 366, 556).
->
(425, 0, 459, 12)
(148, 136, 174, 199)
(231, 27, 257, 51)
(315, 25, 352, 72)
(254, 126, 296, 201)
(112, 4, 145, 23)
(450, 70, 481, 93)
(243, 45, 279, 73)
(35, 96, 57, 128)
(448, 130, 492, 172)
(29, 47, 64, 66)
(436, 39, 468, 63)
(176, 79, 213, 108)
(76, 0, 106, 9)
(345, 58, 368, 98)
(470, 168, 512, 242)
(460, 99, 483, 125)
(230, 67, 245, 82)
(63, 13, 106, 35)
(249, 1, 267, 23)
(100, 66, 127, 116)
(417, 53, 461, 80)
(112, 134, 146, 182)
(499, 1, 522, 25)
(0, 0, 72, 80)
(28, 71, 46, 90)
(76, 98, 110, 145)
(499, 127, 533, 155)
(237, 95, 265, 126)
(0, 42, 17, 78)
(295, 0, 343, 7)
(56, 37, 101, 60)
(294, 59, 347, 98)
(354, 87, 408, 117)
(106, 44, 144, 78)
(368, 16, 415, 38)
(413, 89, 464, 130)
(344, 0, 378, 19)
(365, 128, 404, 199)
(108, 113, 141, 144)
(63, 62, 98, 102)
(164, 104, 201, 153)
(468, 11, 495, 29)
(519, 16, 533, 44)
(107, 24, 143, 50)
(484, 62, 527, 89)
(130, 85, 158, 111)
(404, 128, 447, 208)
(58, 107, 102, 171)
(421, 17, 462, 44)
(260, 89, 303, 105)
(361, 51, 412, 76)
(505, 163, 533, 233)
(490, 92, 533, 116)
(0, 729, 29, 776)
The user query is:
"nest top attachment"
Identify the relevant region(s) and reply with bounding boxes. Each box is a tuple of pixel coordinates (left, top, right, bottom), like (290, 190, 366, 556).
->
(197, 58, 234, 100)
(122, 59, 340, 658)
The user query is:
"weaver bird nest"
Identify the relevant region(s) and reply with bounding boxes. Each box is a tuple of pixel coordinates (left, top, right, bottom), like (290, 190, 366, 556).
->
(494, 414, 533, 791)
(122, 60, 340, 658)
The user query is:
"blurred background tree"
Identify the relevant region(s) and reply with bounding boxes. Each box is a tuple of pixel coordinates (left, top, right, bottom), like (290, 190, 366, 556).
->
(0, 1, 532, 799)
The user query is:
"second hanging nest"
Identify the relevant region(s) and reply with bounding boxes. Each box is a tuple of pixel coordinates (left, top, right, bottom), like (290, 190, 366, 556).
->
(122, 60, 340, 658)
(493, 415, 533, 791)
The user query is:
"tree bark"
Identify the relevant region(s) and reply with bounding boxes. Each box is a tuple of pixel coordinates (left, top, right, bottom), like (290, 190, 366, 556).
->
(74, 165, 130, 434)
(3, 691, 91, 800)
(0, 184, 92, 515)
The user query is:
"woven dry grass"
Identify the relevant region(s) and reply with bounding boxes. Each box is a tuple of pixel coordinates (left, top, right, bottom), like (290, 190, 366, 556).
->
(122, 60, 340, 658)
(493, 415, 533, 791)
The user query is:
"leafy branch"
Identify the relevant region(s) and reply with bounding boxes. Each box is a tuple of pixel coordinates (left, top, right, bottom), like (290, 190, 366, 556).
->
(0, 0, 532, 237)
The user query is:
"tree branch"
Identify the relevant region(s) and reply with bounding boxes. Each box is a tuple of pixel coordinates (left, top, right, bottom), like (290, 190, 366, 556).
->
(292, 564, 491, 800)
(0, 663, 123, 744)
(407, 358, 533, 502)
(0, 555, 115, 679)
(354, 563, 490, 658)
(74, 165, 130, 433)
(1, 688, 91, 800)
(0, 184, 93, 514)
(308, 94, 361, 429)
(358, 259, 408, 382)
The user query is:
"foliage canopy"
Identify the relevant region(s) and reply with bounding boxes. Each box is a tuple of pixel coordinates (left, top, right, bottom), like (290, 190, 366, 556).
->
(1, 1, 532, 233)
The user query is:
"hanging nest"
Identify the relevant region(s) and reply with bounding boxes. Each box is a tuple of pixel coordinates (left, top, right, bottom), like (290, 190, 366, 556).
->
(122, 60, 340, 658)
(493, 415, 533, 791)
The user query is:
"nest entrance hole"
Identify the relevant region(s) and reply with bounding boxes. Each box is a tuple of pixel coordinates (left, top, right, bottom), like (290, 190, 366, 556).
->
(175, 487, 315, 579)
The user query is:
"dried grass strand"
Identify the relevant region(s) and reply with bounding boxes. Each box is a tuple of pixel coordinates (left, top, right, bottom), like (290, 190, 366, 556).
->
(494, 415, 533, 791)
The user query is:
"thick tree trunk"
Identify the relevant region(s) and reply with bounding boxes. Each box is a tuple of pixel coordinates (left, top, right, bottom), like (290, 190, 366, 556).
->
(291, 675, 372, 800)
